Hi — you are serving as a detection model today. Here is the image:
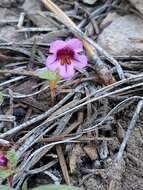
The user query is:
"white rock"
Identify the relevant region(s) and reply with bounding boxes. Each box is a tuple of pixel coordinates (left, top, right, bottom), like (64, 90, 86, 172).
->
(128, 0, 143, 15)
(97, 14, 143, 55)
(82, 0, 98, 5)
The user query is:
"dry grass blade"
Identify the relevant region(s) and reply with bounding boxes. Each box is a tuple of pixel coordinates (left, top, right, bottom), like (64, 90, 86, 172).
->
(56, 145, 70, 185)
(0, 69, 38, 77)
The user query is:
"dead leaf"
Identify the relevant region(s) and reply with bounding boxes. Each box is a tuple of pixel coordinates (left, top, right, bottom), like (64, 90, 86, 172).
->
(69, 144, 85, 174)
(83, 144, 98, 160)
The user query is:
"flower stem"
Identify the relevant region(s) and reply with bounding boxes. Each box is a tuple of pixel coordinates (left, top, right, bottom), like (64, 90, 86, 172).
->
(49, 80, 57, 105)
(7, 175, 13, 187)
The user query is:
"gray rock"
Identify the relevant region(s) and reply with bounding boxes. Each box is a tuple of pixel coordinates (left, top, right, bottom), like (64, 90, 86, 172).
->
(97, 14, 143, 55)
(22, 0, 58, 27)
(0, 8, 24, 42)
(0, 0, 24, 8)
(0, 26, 24, 42)
(98, 142, 109, 160)
(22, 0, 41, 11)
(128, 0, 143, 15)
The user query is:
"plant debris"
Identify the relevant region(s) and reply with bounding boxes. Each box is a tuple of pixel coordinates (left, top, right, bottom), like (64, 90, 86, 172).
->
(0, 0, 143, 190)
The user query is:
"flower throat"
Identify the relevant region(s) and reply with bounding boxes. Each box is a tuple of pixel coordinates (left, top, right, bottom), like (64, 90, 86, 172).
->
(57, 47, 74, 65)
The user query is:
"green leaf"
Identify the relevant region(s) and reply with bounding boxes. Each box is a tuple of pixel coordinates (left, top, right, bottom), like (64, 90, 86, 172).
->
(32, 185, 81, 190)
(0, 185, 14, 190)
(0, 91, 4, 105)
(38, 69, 60, 81)
(0, 169, 12, 178)
(6, 149, 17, 168)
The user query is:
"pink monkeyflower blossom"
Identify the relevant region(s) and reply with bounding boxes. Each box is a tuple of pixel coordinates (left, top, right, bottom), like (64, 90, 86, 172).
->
(0, 153, 8, 167)
(45, 38, 88, 79)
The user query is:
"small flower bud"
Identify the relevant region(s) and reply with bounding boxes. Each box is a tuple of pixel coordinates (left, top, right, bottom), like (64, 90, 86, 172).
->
(0, 153, 8, 167)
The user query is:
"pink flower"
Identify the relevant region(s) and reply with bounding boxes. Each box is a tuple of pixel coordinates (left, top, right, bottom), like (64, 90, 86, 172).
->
(0, 153, 8, 167)
(45, 38, 88, 79)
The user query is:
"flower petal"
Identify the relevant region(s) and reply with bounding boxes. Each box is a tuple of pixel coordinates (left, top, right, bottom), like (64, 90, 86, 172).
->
(45, 54, 56, 65)
(66, 38, 83, 52)
(49, 40, 66, 53)
(59, 64, 75, 79)
(73, 54, 88, 70)
(45, 55, 58, 71)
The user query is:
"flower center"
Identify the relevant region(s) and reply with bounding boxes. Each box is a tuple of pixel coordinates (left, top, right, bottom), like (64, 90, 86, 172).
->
(57, 47, 74, 65)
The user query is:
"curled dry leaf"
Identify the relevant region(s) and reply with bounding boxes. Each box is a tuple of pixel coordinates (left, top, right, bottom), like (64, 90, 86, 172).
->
(83, 144, 98, 160)
(96, 64, 116, 85)
(69, 144, 85, 174)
